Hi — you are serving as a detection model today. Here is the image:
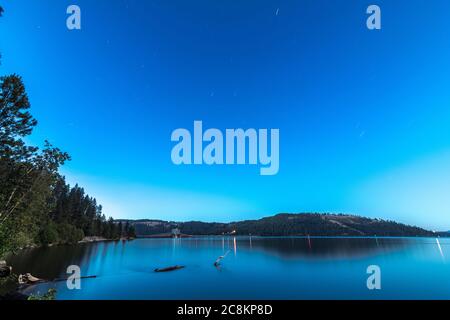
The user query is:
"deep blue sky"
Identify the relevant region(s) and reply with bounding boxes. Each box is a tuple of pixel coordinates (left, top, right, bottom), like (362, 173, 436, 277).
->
(1, 0, 450, 229)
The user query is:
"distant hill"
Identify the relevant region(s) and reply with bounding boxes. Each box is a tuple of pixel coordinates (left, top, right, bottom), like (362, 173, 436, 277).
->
(435, 231, 450, 237)
(116, 213, 435, 237)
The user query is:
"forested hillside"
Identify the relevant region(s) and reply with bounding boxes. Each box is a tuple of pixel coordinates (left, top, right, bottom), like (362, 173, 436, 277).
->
(129, 213, 434, 237)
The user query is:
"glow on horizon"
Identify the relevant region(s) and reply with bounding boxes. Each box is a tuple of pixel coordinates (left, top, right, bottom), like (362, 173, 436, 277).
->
(62, 170, 260, 223)
(63, 150, 450, 230)
(349, 151, 450, 231)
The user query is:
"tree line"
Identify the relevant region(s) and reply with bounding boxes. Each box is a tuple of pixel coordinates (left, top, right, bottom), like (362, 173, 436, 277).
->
(132, 213, 433, 237)
(0, 6, 134, 258)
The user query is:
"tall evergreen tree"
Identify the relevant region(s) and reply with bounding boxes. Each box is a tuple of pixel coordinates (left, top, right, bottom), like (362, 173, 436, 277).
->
(117, 221, 123, 238)
(0, 74, 69, 255)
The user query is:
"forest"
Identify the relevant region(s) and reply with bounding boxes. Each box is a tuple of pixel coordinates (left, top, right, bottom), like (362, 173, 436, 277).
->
(0, 6, 134, 259)
(130, 213, 434, 237)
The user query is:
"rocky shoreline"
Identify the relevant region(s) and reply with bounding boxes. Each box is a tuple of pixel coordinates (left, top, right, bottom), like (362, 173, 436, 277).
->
(0, 237, 136, 300)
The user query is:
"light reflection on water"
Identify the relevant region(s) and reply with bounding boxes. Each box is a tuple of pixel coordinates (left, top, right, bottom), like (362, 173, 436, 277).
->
(6, 237, 450, 300)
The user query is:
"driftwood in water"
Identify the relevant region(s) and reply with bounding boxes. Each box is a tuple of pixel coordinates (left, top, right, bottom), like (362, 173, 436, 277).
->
(214, 250, 230, 267)
(18, 273, 41, 284)
(154, 265, 185, 273)
(18, 273, 97, 285)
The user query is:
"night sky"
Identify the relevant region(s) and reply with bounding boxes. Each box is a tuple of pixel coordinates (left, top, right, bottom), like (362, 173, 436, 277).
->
(1, 0, 450, 229)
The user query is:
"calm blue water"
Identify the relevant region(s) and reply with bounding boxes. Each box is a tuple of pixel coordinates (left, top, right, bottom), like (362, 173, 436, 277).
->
(7, 237, 450, 300)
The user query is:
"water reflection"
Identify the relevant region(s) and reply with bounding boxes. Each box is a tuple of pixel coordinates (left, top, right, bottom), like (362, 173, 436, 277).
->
(5, 237, 450, 299)
(5, 237, 418, 278)
(436, 238, 445, 261)
(235, 237, 411, 260)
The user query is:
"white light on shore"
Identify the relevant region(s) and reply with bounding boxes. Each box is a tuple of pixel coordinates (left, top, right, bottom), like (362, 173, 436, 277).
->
(436, 238, 445, 261)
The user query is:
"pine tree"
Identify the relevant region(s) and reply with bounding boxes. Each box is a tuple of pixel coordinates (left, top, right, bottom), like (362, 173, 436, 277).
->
(0, 75, 69, 256)
(124, 222, 136, 239)
(118, 221, 123, 238)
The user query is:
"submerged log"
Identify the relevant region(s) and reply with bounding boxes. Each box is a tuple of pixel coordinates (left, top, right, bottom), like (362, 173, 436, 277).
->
(214, 250, 230, 267)
(154, 265, 185, 273)
(18, 273, 97, 285)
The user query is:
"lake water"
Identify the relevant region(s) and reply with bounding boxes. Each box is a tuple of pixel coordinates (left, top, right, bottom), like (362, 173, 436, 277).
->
(7, 237, 450, 300)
